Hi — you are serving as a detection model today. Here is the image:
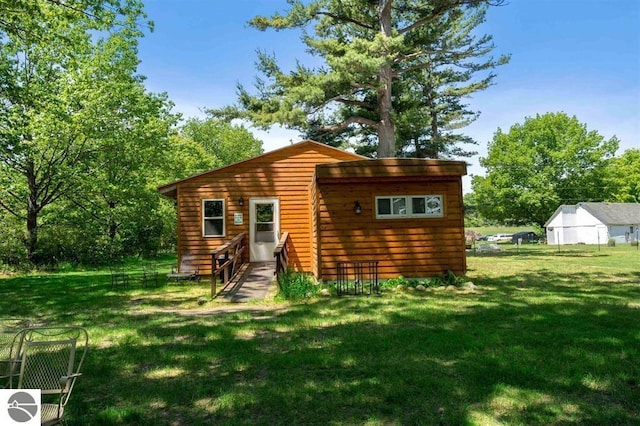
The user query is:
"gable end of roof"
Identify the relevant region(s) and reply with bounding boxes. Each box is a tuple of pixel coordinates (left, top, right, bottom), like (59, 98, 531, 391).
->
(158, 140, 364, 198)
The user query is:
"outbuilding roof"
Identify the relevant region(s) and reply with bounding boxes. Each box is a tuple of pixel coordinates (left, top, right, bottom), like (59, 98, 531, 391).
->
(545, 202, 640, 227)
(579, 202, 640, 225)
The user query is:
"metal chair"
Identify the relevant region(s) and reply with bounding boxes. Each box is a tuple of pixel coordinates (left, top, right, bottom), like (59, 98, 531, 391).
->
(0, 318, 32, 388)
(142, 260, 160, 287)
(109, 262, 129, 290)
(12, 326, 89, 426)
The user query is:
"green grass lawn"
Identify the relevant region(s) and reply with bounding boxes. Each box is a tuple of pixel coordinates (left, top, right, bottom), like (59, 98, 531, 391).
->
(1, 246, 639, 425)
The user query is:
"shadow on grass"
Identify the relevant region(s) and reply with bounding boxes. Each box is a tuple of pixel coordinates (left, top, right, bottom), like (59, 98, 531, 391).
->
(1, 257, 639, 425)
(80, 291, 640, 424)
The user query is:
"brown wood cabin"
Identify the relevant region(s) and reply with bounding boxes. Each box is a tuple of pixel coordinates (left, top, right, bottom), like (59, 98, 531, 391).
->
(157, 140, 468, 281)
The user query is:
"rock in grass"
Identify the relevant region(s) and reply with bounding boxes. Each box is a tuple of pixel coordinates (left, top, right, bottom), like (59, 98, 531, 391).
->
(320, 288, 331, 297)
(415, 284, 426, 291)
(396, 285, 406, 291)
(407, 286, 415, 291)
(446, 285, 457, 292)
(197, 297, 208, 305)
(462, 282, 477, 291)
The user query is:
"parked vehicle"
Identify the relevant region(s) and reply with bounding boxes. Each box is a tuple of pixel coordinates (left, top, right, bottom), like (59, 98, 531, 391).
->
(512, 231, 540, 244)
(487, 233, 512, 243)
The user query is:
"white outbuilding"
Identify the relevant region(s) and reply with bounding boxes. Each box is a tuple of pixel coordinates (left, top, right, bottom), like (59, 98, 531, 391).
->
(545, 202, 640, 245)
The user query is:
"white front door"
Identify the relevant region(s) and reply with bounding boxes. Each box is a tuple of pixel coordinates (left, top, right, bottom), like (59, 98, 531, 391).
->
(249, 198, 279, 262)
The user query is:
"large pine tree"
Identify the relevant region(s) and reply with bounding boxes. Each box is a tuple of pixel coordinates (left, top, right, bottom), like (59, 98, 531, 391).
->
(394, 4, 508, 159)
(215, 0, 508, 159)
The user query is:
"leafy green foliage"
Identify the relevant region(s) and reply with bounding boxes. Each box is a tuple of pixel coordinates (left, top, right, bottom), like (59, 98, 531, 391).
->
(0, 0, 149, 40)
(0, 212, 29, 268)
(382, 270, 466, 289)
(604, 148, 640, 202)
(382, 275, 412, 288)
(472, 112, 618, 226)
(463, 191, 496, 227)
(277, 269, 319, 300)
(159, 135, 219, 181)
(179, 117, 263, 166)
(442, 269, 465, 286)
(0, 0, 177, 265)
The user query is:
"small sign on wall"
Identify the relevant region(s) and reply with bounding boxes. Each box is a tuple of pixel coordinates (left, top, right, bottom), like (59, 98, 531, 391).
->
(234, 213, 243, 225)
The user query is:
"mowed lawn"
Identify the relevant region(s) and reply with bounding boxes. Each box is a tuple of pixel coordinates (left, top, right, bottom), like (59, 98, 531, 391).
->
(1, 246, 639, 425)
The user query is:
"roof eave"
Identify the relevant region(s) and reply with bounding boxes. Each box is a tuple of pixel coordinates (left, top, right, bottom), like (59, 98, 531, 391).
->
(158, 184, 177, 199)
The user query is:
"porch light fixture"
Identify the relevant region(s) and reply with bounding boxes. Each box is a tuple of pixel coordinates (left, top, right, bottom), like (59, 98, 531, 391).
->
(354, 201, 362, 215)
(238, 197, 244, 206)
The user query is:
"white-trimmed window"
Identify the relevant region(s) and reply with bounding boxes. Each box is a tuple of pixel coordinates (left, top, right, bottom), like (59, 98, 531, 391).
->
(203, 199, 225, 237)
(375, 195, 443, 219)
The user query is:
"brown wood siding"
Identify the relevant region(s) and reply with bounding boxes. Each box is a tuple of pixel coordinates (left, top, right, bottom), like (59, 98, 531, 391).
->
(317, 179, 466, 280)
(175, 142, 362, 274)
(310, 180, 319, 277)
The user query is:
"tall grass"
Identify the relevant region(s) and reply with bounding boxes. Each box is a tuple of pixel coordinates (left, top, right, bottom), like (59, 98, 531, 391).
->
(277, 269, 318, 300)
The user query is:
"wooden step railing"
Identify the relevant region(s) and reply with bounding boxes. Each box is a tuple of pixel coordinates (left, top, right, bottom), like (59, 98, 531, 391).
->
(211, 232, 246, 298)
(273, 232, 290, 282)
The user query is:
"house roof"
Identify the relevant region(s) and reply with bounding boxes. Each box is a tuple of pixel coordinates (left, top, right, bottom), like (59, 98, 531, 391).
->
(579, 202, 640, 225)
(545, 202, 640, 227)
(315, 158, 467, 182)
(158, 140, 365, 198)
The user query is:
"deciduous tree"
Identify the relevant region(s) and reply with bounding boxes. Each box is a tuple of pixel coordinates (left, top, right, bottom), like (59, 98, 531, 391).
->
(0, 0, 164, 263)
(0, 0, 147, 40)
(63, 86, 176, 256)
(180, 118, 263, 166)
(472, 112, 618, 226)
(604, 148, 640, 203)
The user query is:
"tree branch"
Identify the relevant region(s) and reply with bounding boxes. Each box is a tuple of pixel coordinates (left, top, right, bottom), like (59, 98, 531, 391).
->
(350, 81, 379, 91)
(334, 98, 375, 110)
(310, 92, 375, 115)
(398, 0, 491, 35)
(0, 194, 24, 219)
(318, 116, 379, 133)
(395, 61, 435, 76)
(316, 11, 375, 31)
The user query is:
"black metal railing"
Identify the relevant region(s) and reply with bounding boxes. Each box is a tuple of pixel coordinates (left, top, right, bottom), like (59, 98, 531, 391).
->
(336, 260, 379, 296)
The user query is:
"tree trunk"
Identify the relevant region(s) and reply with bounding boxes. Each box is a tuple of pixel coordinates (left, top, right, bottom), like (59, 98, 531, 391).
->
(25, 160, 40, 264)
(422, 83, 439, 159)
(108, 201, 119, 241)
(377, 0, 396, 158)
(413, 137, 423, 158)
(429, 108, 440, 159)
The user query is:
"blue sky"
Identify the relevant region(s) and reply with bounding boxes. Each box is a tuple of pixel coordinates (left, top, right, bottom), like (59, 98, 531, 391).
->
(137, 0, 640, 192)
